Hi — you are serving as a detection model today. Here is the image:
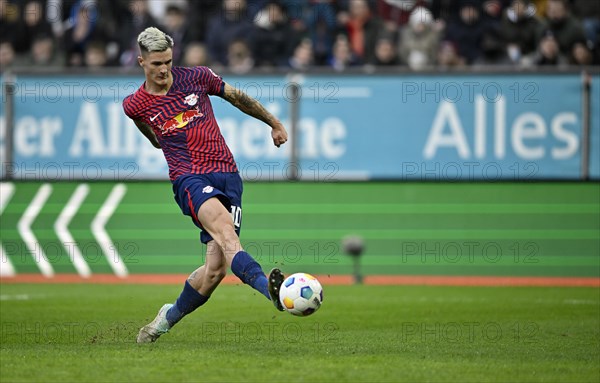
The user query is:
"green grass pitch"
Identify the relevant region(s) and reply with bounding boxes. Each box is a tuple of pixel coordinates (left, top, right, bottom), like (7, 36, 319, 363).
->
(1, 283, 598, 382)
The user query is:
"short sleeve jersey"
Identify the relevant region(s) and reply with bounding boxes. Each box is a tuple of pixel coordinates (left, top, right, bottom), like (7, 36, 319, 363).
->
(123, 66, 238, 181)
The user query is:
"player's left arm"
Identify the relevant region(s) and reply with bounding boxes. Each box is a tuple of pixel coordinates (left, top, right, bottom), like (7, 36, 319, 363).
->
(221, 83, 288, 147)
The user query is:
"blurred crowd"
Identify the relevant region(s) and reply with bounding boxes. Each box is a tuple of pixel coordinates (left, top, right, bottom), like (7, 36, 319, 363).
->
(1, 0, 599, 73)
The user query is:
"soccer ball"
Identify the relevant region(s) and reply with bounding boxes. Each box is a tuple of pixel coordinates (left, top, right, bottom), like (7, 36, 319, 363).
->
(279, 273, 323, 316)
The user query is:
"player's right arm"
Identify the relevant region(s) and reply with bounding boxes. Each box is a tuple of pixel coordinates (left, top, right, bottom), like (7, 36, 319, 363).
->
(123, 94, 161, 149)
(133, 119, 161, 149)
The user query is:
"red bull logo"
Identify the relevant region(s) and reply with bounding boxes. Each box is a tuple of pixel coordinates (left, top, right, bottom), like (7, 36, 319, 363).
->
(161, 107, 204, 134)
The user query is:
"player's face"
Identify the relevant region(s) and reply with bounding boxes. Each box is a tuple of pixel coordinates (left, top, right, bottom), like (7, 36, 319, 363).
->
(139, 49, 173, 88)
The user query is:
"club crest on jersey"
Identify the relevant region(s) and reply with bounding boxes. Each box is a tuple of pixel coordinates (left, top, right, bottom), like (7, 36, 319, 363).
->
(185, 93, 199, 106)
(160, 106, 204, 134)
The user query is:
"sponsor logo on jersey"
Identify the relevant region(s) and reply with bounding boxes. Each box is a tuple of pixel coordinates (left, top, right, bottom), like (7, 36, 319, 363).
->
(161, 106, 204, 134)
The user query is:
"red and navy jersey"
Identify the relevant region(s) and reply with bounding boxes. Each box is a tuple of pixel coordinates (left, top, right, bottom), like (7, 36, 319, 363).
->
(123, 66, 238, 181)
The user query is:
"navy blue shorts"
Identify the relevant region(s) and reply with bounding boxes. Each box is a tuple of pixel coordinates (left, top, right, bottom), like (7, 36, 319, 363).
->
(172, 172, 243, 244)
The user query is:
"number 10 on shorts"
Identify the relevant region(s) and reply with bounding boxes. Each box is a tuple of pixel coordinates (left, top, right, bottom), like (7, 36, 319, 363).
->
(230, 206, 242, 228)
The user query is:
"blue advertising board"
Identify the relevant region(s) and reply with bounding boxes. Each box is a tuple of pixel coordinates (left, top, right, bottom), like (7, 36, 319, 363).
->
(299, 74, 584, 180)
(1, 72, 598, 180)
(5, 75, 171, 180)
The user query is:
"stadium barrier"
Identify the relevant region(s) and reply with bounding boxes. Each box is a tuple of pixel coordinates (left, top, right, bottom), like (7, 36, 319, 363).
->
(1, 69, 599, 181)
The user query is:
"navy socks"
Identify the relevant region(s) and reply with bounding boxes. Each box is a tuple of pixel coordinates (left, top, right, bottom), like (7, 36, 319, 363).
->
(166, 251, 269, 328)
(231, 251, 270, 300)
(166, 281, 209, 327)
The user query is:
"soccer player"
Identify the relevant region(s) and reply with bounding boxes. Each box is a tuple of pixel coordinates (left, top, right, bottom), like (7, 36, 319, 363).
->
(123, 27, 288, 343)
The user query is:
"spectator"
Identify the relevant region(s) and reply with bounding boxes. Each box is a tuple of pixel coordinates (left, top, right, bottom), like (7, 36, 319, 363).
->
(251, 1, 297, 67)
(63, 4, 95, 66)
(147, 0, 189, 22)
(45, 0, 64, 37)
(183, 42, 211, 67)
(118, 0, 159, 67)
(570, 40, 595, 66)
(161, 3, 192, 65)
(530, 0, 547, 17)
(20, 33, 64, 67)
(93, 1, 122, 64)
(429, 0, 509, 22)
(14, 0, 53, 53)
(66, 52, 83, 66)
(299, 0, 338, 65)
(444, 0, 487, 64)
(538, 0, 585, 56)
(341, 0, 385, 64)
(288, 37, 314, 70)
(371, 34, 401, 65)
(206, 0, 255, 66)
(62, 2, 113, 67)
(329, 34, 362, 71)
(0, 0, 21, 46)
(429, 0, 455, 21)
(500, 0, 543, 63)
(399, 6, 440, 70)
(481, 0, 506, 22)
(523, 31, 568, 66)
(377, 0, 421, 28)
(187, 1, 222, 43)
(476, 27, 512, 66)
(247, 0, 273, 19)
(437, 40, 466, 68)
(0, 40, 16, 72)
(227, 39, 255, 74)
(84, 40, 108, 68)
(571, 0, 600, 48)
(476, 0, 510, 66)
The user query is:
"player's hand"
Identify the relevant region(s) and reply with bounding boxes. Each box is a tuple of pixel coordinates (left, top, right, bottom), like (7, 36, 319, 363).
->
(271, 123, 288, 148)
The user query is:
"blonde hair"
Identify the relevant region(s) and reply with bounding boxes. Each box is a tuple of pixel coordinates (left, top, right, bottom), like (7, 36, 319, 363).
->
(137, 27, 174, 54)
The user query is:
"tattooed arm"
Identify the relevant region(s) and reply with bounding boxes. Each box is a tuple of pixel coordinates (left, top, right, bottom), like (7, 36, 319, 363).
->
(221, 83, 288, 147)
(134, 120, 161, 149)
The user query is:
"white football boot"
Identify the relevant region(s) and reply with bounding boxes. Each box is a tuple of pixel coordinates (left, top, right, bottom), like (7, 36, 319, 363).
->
(136, 303, 173, 343)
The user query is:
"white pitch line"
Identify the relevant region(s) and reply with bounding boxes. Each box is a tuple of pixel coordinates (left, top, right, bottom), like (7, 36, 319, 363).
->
(0, 294, 31, 301)
(0, 182, 16, 277)
(54, 184, 92, 278)
(0, 246, 15, 277)
(17, 184, 54, 277)
(0, 183, 14, 212)
(92, 184, 128, 278)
